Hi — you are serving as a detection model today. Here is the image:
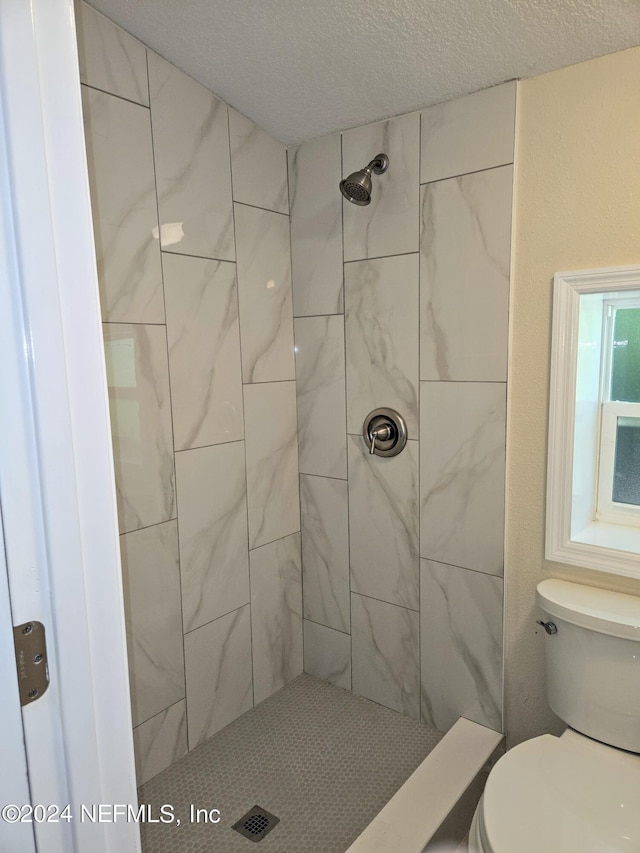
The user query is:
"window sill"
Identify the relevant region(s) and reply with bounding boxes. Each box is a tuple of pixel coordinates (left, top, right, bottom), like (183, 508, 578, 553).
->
(547, 520, 640, 579)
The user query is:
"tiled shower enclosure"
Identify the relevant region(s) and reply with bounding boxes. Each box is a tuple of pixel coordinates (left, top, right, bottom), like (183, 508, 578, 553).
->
(292, 83, 513, 733)
(77, 0, 512, 787)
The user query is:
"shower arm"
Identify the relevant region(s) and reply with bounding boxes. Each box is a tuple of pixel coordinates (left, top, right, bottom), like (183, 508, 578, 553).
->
(366, 155, 389, 175)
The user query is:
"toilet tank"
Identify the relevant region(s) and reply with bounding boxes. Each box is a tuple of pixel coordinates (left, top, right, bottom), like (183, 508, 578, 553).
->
(536, 579, 640, 752)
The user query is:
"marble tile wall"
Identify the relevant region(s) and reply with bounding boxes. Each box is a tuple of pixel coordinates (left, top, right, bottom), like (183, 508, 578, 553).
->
(420, 560, 503, 732)
(293, 81, 515, 735)
(77, 1, 301, 784)
(148, 52, 235, 262)
(288, 133, 343, 316)
(235, 203, 295, 384)
(294, 315, 347, 478)
(300, 474, 350, 632)
(243, 382, 300, 549)
(79, 0, 514, 779)
(342, 112, 420, 261)
(80, 86, 163, 324)
(250, 533, 303, 704)
(344, 253, 419, 435)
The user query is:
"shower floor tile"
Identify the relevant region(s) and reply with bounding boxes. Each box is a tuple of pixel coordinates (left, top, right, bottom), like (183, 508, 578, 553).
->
(138, 673, 444, 852)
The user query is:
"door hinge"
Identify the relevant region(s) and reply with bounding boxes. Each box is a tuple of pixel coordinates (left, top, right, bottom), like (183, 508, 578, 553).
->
(13, 621, 49, 706)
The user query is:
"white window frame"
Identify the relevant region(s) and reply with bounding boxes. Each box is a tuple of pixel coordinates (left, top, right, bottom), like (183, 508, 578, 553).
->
(595, 297, 640, 526)
(596, 403, 640, 525)
(547, 265, 640, 579)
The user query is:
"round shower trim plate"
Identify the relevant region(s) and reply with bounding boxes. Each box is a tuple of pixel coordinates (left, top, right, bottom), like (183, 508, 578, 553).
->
(371, 153, 389, 174)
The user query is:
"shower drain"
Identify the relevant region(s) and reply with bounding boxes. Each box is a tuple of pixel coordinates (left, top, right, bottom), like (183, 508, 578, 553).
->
(232, 805, 280, 842)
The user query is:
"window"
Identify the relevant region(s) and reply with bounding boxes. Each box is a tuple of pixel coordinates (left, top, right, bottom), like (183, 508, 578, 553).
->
(596, 301, 640, 526)
(547, 266, 640, 578)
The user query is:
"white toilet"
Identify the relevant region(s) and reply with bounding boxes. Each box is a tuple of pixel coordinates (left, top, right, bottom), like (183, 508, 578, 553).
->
(469, 578, 640, 852)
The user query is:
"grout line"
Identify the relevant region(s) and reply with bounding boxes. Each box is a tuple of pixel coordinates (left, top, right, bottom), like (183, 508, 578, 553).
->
(228, 116, 256, 712)
(299, 470, 348, 483)
(418, 109, 423, 723)
(161, 249, 236, 264)
(420, 160, 514, 187)
(249, 528, 301, 554)
(287, 144, 307, 674)
(173, 437, 245, 454)
(119, 516, 178, 538)
(146, 46, 190, 754)
(420, 556, 505, 582)
(302, 616, 351, 638)
(133, 696, 186, 731)
(340, 133, 353, 693)
(343, 250, 419, 265)
(346, 686, 426, 723)
(242, 377, 297, 386)
(183, 601, 251, 638)
(233, 199, 289, 218)
(80, 81, 149, 110)
(351, 590, 420, 614)
(340, 129, 354, 690)
(293, 311, 345, 320)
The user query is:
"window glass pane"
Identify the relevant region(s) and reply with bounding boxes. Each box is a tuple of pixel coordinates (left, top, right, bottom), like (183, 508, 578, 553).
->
(611, 307, 640, 402)
(613, 416, 640, 505)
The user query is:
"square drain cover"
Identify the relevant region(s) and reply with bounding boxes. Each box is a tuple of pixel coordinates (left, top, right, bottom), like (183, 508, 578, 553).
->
(232, 805, 280, 842)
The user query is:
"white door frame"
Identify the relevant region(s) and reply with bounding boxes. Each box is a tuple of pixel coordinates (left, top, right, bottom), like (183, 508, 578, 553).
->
(0, 510, 35, 853)
(0, 0, 140, 850)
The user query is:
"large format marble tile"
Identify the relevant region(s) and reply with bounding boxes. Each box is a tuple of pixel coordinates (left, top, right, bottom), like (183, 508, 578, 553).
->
(300, 474, 350, 632)
(82, 87, 164, 324)
(229, 108, 288, 213)
(303, 620, 351, 691)
(420, 382, 506, 576)
(295, 316, 347, 479)
(175, 442, 250, 633)
(250, 533, 303, 705)
(235, 203, 295, 383)
(104, 324, 175, 532)
(348, 437, 419, 611)
(75, 1, 148, 106)
(420, 166, 512, 382)
(342, 112, 420, 261)
(244, 382, 300, 549)
(289, 133, 344, 316)
(351, 594, 420, 720)
(120, 521, 184, 727)
(148, 52, 235, 261)
(421, 560, 503, 732)
(163, 253, 243, 450)
(421, 82, 516, 183)
(184, 605, 253, 749)
(133, 700, 188, 786)
(345, 254, 419, 435)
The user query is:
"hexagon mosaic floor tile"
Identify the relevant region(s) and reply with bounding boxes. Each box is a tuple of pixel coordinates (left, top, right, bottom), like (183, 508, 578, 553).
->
(138, 673, 443, 852)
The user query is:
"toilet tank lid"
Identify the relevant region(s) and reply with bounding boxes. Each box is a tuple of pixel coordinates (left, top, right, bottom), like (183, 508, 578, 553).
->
(536, 579, 640, 640)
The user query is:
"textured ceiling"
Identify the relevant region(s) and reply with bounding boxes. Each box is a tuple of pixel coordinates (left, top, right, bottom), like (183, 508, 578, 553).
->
(89, 0, 640, 145)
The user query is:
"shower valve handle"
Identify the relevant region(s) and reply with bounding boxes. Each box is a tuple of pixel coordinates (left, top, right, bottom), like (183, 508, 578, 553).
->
(369, 424, 393, 455)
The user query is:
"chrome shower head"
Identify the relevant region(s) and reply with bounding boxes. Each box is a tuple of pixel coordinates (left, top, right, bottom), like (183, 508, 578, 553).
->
(339, 153, 389, 206)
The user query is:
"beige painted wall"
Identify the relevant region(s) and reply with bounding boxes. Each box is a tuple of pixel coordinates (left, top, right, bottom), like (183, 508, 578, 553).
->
(506, 46, 640, 746)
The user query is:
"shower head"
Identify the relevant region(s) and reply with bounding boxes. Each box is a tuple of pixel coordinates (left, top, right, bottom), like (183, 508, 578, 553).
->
(339, 153, 389, 206)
